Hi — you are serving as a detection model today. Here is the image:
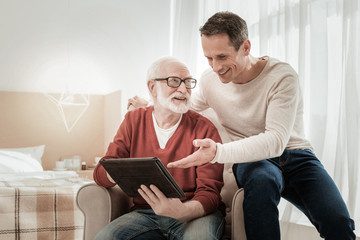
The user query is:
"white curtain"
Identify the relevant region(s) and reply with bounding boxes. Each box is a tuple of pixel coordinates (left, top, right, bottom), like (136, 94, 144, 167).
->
(170, 0, 360, 236)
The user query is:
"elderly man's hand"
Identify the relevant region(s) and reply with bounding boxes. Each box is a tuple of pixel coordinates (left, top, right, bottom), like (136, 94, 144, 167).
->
(167, 138, 217, 168)
(138, 184, 187, 220)
(127, 96, 148, 110)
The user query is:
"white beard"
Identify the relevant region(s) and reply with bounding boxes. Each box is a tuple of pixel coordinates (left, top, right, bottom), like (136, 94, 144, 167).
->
(156, 84, 191, 114)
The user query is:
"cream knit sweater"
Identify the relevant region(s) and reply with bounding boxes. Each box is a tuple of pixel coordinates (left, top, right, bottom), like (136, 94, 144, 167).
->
(191, 57, 312, 164)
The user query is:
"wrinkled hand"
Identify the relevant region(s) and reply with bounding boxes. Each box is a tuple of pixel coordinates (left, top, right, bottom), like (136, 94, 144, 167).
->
(138, 184, 186, 220)
(167, 138, 217, 168)
(127, 96, 148, 110)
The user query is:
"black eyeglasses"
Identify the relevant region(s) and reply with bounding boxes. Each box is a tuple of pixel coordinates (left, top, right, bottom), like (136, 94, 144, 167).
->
(154, 76, 197, 89)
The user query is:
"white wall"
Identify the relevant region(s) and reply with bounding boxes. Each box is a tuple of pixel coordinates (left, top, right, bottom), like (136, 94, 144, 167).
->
(0, 0, 171, 115)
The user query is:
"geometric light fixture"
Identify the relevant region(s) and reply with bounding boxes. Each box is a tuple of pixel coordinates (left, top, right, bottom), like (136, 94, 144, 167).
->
(44, 91, 90, 132)
(42, 0, 90, 133)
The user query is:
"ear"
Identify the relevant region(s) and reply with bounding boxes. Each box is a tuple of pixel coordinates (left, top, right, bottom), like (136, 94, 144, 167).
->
(148, 80, 157, 98)
(242, 39, 251, 56)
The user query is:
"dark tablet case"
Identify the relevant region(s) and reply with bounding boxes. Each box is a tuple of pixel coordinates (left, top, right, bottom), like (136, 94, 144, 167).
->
(100, 157, 185, 198)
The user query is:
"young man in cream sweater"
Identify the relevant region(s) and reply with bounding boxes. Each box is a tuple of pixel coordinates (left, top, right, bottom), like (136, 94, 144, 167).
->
(132, 12, 356, 240)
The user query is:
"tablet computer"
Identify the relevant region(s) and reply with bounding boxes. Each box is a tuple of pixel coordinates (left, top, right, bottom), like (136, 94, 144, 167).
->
(100, 157, 185, 198)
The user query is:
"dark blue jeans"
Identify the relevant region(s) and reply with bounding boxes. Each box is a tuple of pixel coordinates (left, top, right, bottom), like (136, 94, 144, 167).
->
(94, 209, 224, 240)
(233, 149, 355, 240)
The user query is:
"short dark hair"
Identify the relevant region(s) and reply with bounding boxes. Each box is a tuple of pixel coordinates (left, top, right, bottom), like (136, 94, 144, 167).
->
(199, 11, 248, 51)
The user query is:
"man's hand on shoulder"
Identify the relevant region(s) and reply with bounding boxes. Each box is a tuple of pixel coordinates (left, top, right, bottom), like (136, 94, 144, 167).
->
(167, 138, 217, 168)
(127, 95, 149, 110)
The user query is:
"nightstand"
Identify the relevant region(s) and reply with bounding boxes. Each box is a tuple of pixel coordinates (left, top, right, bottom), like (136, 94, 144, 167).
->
(76, 169, 94, 180)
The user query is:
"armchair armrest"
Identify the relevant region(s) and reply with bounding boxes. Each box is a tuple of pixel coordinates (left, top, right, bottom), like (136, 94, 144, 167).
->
(231, 188, 246, 240)
(76, 183, 131, 240)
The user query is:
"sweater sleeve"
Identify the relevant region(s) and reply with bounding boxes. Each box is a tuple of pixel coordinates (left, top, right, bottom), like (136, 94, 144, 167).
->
(191, 122, 224, 215)
(93, 112, 132, 188)
(212, 72, 299, 164)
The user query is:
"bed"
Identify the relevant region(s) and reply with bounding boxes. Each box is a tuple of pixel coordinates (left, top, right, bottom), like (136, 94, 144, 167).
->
(0, 146, 92, 240)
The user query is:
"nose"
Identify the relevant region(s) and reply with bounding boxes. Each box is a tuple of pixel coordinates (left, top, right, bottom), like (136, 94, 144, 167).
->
(177, 81, 188, 93)
(210, 59, 221, 73)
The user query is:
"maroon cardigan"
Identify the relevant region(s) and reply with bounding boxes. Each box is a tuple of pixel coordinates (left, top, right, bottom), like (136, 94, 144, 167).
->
(94, 106, 225, 215)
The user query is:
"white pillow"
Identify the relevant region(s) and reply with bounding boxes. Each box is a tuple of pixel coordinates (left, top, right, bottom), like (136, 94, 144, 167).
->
(0, 145, 45, 164)
(0, 150, 44, 173)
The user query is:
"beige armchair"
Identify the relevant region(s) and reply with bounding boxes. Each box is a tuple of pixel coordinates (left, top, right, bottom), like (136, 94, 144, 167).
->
(76, 162, 246, 240)
(76, 109, 246, 239)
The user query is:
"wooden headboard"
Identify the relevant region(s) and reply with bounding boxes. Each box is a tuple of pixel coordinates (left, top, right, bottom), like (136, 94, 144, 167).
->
(0, 90, 122, 170)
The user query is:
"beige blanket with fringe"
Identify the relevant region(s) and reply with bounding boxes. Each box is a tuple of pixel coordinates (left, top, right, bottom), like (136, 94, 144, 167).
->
(0, 172, 91, 240)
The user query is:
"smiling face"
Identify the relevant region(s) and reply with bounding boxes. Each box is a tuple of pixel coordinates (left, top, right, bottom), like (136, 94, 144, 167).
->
(201, 33, 250, 84)
(149, 60, 192, 114)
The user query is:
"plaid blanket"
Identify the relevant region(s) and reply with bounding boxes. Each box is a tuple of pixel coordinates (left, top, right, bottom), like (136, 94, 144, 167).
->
(0, 174, 92, 240)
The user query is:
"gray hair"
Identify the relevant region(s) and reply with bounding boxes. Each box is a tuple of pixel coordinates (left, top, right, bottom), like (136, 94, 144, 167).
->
(146, 56, 183, 83)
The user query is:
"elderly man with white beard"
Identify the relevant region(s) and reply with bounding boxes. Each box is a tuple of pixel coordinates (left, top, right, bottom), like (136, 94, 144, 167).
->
(93, 56, 225, 240)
